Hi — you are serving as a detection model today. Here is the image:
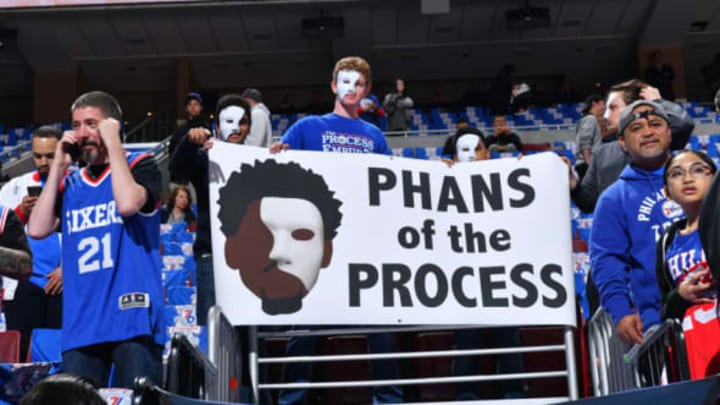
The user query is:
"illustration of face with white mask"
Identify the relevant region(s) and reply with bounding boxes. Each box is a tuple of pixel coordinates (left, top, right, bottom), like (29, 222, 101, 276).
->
(218, 105, 250, 144)
(219, 160, 343, 315)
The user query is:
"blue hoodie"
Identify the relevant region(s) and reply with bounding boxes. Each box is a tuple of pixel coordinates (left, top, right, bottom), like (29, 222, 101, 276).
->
(590, 163, 683, 330)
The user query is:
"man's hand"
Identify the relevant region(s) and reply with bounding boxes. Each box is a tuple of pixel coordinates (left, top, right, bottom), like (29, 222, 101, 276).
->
(559, 156, 578, 190)
(640, 86, 662, 102)
(188, 127, 212, 147)
(44, 267, 62, 295)
(58, 130, 78, 168)
(440, 158, 455, 167)
(98, 118, 121, 145)
(269, 142, 290, 154)
(616, 314, 644, 344)
(18, 195, 38, 217)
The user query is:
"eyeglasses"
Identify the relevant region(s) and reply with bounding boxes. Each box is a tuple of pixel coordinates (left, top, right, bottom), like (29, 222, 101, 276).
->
(666, 163, 713, 182)
(33, 152, 55, 160)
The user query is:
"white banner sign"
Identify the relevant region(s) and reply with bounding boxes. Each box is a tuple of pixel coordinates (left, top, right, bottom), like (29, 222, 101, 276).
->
(209, 144, 575, 327)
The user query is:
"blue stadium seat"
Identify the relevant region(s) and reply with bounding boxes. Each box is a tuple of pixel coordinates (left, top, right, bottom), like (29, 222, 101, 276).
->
(687, 135, 703, 151)
(27, 328, 62, 364)
(402, 148, 414, 158)
(707, 134, 720, 158)
(436, 146, 448, 159)
(414, 147, 429, 160)
(7, 129, 18, 146)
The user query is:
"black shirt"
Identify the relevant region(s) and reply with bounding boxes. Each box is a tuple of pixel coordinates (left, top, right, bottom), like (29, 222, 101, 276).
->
(168, 116, 212, 183)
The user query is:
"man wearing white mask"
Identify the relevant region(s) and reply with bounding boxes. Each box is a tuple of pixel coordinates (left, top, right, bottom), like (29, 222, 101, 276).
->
(270, 56, 401, 404)
(440, 127, 526, 399)
(169, 94, 251, 326)
(271, 56, 391, 155)
(441, 127, 490, 165)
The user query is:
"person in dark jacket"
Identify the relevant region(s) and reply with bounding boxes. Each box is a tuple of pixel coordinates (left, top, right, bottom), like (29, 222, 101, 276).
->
(167, 93, 212, 186)
(383, 78, 414, 132)
(169, 94, 251, 325)
(486, 115, 522, 153)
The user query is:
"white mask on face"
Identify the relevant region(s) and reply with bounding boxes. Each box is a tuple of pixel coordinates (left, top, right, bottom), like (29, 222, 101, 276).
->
(604, 91, 620, 120)
(260, 197, 325, 291)
(336, 70, 361, 101)
(218, 105, 246, 141)
(456, 134, 481, 162)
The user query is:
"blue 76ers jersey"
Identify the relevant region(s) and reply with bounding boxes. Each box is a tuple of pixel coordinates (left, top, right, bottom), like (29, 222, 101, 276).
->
(61, 153, 165, 352)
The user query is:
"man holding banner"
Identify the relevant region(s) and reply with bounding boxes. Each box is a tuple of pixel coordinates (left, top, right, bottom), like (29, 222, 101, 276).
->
(170, 94, 252, 326)
(209, 56, 574, 402)
(209, 142, 575, 402)
(446, 128, 526, 399)
(270, 55, 401, 404)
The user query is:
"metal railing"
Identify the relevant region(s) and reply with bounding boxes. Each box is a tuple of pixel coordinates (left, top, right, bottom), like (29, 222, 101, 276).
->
(587, 308, 638, 395)
(232, 323, 579, 404)
(588, 309, 691, 396)
(624, 319, 689, 387)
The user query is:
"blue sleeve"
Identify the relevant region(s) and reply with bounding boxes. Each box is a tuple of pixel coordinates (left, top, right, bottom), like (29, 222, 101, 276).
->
(373, 129, 392, 156)
(281, 120, 304, 150)
(590, 191, 634, 325)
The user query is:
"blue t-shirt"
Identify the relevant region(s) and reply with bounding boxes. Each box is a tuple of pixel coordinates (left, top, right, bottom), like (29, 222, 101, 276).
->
(281, 113, 391, 155)
(60, 153, 165, 351)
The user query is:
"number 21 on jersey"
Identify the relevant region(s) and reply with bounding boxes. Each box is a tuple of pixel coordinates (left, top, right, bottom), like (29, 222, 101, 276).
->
(78, 233, 114, 274)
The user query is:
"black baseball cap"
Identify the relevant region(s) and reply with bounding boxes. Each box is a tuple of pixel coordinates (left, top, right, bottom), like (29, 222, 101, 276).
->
(186, 92, 204, 106)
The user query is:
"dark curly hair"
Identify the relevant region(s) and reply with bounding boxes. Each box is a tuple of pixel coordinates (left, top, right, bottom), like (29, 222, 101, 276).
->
(215, 94, 252, 128)
(217, 159, 343, 239)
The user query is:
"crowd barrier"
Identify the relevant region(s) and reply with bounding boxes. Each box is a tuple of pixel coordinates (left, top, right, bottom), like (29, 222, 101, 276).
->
(208, 306, 243, 402)
(135, 376, 253, 405)
(216, 322, 579, 404)
(166, 333, 218, 399)
(587, 308, 637, 395)
(624, 319, 689, 387)
(588, 308, 691, 396)
(559, 374, 720, 405)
